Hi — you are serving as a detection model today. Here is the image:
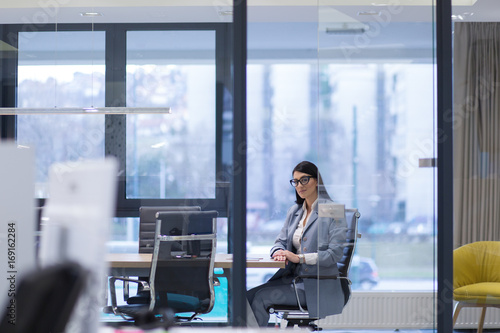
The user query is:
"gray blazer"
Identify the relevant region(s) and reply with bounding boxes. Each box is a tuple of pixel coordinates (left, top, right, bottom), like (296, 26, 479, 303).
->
(269, 198, 347, 318)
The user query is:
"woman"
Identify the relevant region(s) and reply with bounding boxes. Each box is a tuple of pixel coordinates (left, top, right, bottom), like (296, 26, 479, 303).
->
(247, 161, 347, 327)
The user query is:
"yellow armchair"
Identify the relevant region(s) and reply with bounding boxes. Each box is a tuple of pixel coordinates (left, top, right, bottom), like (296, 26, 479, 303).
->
(453, 241, 500, 333)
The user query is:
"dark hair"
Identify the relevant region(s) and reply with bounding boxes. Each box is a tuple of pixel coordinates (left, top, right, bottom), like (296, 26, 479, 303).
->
(292, 161, 331, 205)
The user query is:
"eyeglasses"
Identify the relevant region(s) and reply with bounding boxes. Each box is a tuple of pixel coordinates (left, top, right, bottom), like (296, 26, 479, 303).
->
(290, 176, 314, 187)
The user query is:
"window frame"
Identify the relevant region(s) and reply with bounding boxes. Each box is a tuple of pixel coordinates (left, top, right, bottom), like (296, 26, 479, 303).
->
(0, 22, 231, 218)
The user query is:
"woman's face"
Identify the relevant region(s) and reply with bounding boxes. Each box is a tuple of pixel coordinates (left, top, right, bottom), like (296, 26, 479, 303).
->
(292, 171, 318, 202)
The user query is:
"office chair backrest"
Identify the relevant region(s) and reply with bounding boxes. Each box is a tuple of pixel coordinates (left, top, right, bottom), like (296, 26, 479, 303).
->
(150, 210, 218, 313)
(337, 208, 361, 305)
(139, 206, 201, 253)
(0, 262, 86, 333)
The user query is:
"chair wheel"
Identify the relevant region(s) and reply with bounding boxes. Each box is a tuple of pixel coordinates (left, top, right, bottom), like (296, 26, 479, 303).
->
(307, 323, 321, 331)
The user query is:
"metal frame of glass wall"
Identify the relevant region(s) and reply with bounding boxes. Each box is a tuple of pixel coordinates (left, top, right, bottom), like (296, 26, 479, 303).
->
(436, 0, 453, 332)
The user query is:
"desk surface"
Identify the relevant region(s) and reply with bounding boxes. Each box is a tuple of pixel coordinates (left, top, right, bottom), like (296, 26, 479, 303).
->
(107, 253, 285, 270)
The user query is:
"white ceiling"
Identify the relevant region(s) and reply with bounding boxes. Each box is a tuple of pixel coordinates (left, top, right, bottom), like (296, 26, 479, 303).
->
(1, 0, 497, 62)
(0, 0, 496, 24)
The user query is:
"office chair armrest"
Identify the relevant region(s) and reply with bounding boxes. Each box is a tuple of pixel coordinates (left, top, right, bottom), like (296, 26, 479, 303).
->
(338, 276, 352, 285)
(296, 274, 352, 285)
(108, 276, 150, 315)
(157, 234, 216, 242)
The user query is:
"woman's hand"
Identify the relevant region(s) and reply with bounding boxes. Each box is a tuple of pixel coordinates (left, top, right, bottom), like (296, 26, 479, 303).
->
(272, 250, 287, 262)
(272, 250, 300, 264)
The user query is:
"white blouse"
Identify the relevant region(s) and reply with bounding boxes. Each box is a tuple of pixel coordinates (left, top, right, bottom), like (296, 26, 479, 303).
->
(292, 200, 318, 265)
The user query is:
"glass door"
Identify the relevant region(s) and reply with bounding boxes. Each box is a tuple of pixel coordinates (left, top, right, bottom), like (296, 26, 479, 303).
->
(316, 1, 437, 329)
(245, 1, 439, 329)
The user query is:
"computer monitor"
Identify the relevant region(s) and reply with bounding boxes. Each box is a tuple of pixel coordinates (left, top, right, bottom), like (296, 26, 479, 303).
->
(38, 158, 118, 333)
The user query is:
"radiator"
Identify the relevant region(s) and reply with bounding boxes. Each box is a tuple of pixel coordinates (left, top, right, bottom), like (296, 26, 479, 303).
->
(316, 292, 500, 330)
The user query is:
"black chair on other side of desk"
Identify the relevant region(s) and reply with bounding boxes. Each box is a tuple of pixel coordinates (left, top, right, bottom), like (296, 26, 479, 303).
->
(118, 206, 202, 305)
(139, 206, 202, 254)
(106, 210, 218, 325)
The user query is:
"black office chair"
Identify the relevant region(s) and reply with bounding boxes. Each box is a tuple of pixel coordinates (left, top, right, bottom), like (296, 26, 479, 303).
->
(268, 208, 361, 330)
(117, 206, 203, 306)
(107, 210, 218, 324)
(0, 262, 87, 333)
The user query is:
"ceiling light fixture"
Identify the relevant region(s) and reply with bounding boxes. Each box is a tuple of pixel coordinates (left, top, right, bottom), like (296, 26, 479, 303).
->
(358, 11, 381, 16)
(326, 23, 369, 35)
(0, 107, 171, 115)
(326, 27, 367, 34)
(151, 142, 167, 149)
(80, 12, 103, 17)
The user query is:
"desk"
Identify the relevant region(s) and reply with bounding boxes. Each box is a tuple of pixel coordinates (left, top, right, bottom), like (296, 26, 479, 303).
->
(107, 253, 284, 322)
(107, 253, 285, 276)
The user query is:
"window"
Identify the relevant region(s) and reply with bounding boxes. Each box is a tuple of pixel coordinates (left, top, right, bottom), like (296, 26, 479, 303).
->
(126, 30, 216, 199)
(11, 24, 227, 211)
(16, 30, 106, 197)
(9, 24, 229, 263)
(245, 21, 436, 293)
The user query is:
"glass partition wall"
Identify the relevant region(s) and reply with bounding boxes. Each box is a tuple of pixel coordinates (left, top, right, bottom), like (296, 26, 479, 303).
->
(0, 0, 462, 330)
(245, 1, 439, 330)
(0, 1, 237, 326)
(317, 3, 437, 329)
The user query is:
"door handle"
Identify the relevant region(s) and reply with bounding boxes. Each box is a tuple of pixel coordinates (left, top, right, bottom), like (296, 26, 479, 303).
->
(418, 158, 436, 168)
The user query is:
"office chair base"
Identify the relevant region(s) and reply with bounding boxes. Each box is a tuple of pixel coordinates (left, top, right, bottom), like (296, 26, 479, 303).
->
(175, 313, 203, 322)
(279, 319, 321, 331)
(280, 314, 321, 331)
(103, 305, 176, 329)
